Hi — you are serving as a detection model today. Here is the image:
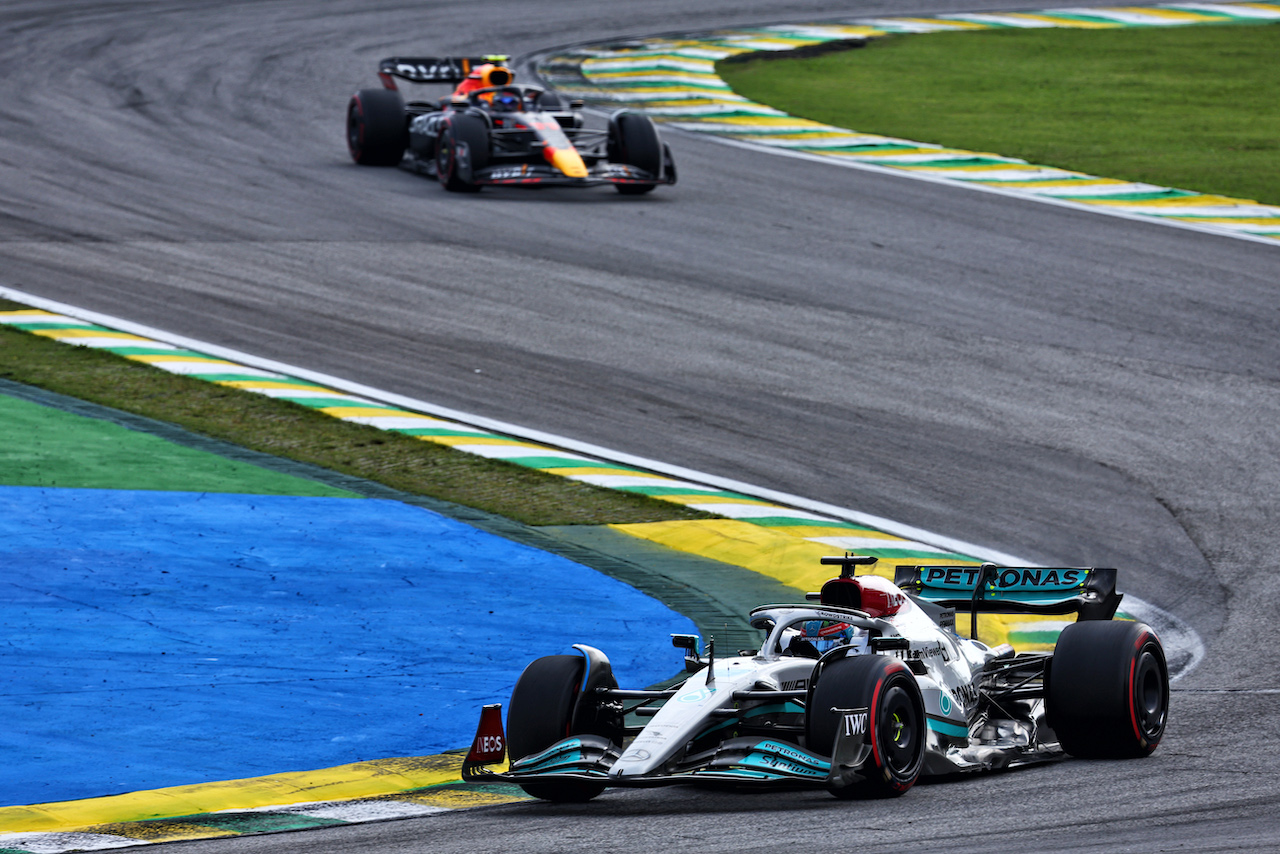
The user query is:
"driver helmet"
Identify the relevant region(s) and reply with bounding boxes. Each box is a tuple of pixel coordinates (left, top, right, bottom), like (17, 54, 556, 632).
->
(490, 91, 521, 112)
(800, 620, 859, 654)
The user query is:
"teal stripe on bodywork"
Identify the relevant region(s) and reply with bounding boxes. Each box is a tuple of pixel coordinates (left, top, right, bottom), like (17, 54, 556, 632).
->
(928, 716, 969, 738)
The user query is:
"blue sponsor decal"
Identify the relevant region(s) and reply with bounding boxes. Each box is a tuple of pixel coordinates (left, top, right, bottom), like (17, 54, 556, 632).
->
(734, 741, 830, 779)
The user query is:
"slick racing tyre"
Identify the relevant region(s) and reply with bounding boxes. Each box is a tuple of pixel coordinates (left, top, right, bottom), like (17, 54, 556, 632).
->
(608, 111, 661, 195)
(807, 654, 925, 799)
(507, 655, 608, 802)
(347, 88, 406, 166)
(435, 113, 489, 193)
(1047, 620, 1169, 758)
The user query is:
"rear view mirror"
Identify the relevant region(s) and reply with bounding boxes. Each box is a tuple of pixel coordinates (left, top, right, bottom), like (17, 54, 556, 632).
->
(671, 633, 701, 654)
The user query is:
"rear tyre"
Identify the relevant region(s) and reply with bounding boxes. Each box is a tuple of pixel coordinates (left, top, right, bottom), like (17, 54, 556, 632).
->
(608, 112, 661, 195)
(507, 655, 606, 802)
(1048, 621, 1168, 758)
(807, 655, 925, 798)
(346, 88, 406, 166)
(436, 113, 489, 193)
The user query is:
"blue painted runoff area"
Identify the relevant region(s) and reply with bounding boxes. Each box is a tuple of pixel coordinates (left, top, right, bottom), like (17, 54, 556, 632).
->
(0, 486, 695, 807)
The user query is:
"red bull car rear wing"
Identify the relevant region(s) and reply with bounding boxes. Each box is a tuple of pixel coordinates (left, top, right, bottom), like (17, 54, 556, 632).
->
(378, 55, 511, 85)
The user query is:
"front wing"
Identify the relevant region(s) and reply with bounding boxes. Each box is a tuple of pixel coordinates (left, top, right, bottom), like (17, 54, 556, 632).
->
(463, 714, 879, 793)
(474, 161, 669, 188)
(409, 135, 676, 189)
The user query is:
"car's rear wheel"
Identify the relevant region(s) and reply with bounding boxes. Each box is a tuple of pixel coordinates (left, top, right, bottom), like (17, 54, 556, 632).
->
(346, 88, 406, 166)
(507, 655, 606, 802)
(436, 113, 489, 193)
(608, 112, 661, 195)
(807, 654, 925, 798)
(1047, 620, 1169, 758)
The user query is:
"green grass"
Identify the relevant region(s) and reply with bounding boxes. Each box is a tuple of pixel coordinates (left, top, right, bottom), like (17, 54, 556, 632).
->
(0, 296, 708, 527)
(718, 23, 1280, 204)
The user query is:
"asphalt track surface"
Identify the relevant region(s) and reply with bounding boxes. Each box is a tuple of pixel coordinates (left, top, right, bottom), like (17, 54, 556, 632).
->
(3, 1, 1278, 851)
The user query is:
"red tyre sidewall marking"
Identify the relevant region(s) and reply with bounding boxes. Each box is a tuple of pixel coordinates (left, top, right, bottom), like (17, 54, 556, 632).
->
(869, 674, 885, 777)
(1128, 631, 1149, 748)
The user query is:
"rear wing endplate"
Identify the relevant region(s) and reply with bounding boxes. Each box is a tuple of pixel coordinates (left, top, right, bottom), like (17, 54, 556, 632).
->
(378, 55, 510, 85)
(893, 564, 1122, 622)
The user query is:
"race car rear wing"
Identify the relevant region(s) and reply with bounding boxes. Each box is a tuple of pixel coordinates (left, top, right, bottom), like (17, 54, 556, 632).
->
(377, 55, 511, 87)
(893, 564, 1123, 623)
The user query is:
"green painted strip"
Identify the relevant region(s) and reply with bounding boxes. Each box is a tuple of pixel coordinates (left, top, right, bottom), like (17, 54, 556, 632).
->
(857, 549, 974, 561)
(388, 427, 498, 438)
(10, 322, 108, 331)
(892, 157, 1027, 168)
(1025, 12, 1129, 26)
(287, 398, 378, 409)
(1062, 190, 1198, 201)
(737, 516, 871, 529)
(618, 485, 754, 499)
(499, 457, 636, 471)
(499, 455, 601, 469)
(1163, 214, 1280, 222)
(172, 373, 287, 382)
(197, 813, 346, 833)
(650, 109, 785, 119)
(96, 347, 210, 357)
(589, 81, 732, 91)
(0, 386, 360, 497)
(1161, 8, 1239, 20)
(975, 176, 1108, 185)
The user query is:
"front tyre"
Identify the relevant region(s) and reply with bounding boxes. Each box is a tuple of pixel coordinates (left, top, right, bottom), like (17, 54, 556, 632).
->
(608, 111, 661, 195)
(807, 655, 925, 798)
(506, 655, 606, 802)
(1047, 621, 1169, 758)
(436, 113, 489, 193)
(346, 88, 406, 166)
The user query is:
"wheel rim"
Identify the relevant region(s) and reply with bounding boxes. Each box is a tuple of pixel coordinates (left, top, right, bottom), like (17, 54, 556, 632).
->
(436, 138, 452, 181)
(347, 104, 363, 156)
(1134, 647, 1167, 740)
(879, 684, 921, 776)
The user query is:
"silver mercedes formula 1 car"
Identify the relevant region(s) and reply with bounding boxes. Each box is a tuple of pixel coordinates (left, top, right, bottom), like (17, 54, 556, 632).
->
(461, 555, 1169, 801)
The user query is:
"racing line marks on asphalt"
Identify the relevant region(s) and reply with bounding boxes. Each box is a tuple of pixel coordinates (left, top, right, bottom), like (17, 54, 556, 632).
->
(535, 1, 1280, 245)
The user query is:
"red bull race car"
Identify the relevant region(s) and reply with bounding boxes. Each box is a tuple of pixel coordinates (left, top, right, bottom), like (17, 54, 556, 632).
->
(346, 56, 676, 194)
(461, 555, 1169, 801)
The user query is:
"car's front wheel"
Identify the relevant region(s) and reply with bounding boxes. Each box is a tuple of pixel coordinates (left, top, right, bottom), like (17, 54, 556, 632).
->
(608, 111, 662, 195)
(507, 655, 607, 802)
(435, 114, 489, 193)
(807, 654, 925, 798)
